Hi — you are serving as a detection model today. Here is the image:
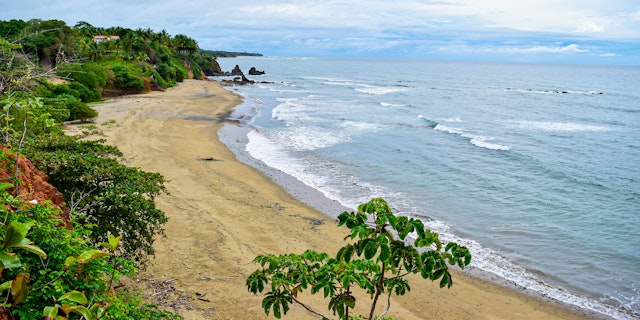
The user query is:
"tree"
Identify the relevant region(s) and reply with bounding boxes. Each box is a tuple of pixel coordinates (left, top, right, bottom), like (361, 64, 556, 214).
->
(0, 19, 28, 40)
(23, 133, 168, 262)
(247, 198, 472, 320)
(1, 37, 54, 98)
(172, 34, 198, 55)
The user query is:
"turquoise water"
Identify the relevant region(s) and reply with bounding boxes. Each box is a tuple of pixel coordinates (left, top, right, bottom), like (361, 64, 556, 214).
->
(216, 57, 640, 319)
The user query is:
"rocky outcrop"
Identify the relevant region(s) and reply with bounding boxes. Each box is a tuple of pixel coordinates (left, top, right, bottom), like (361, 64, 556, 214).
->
(248, 67, 265, 75)
(231, 65, 244, 76)
(1, 146, 70, 228)
(203, 58, 225, 76)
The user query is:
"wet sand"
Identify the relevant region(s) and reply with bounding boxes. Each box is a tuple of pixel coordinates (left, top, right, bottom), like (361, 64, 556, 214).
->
(75, 79, 598, 319)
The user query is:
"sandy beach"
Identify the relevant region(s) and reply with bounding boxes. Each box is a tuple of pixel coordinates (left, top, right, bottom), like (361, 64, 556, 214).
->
(75, 79, 599, 319)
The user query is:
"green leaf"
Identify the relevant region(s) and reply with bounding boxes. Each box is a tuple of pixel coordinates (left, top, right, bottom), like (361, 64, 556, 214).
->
(246, 271, 266, 294)
(89, 303, 108, 318)
(337, 244, 354, 262)
(379, 243, 391, 262)
(439, 271, 452, 288)
(100, 232, 122, 251)
(261, 291, 291, 319)
(3, 220, 32, 249)
(0, 182, 13, 191)
(0, 251, 21, 269)
(364, 240, 378, 260)
(43, 306, 59, 318)
(69, 305, 93, 320)
(445, 242, 455, 252)
(75, 249, 110, 264)
(64, 256, 78, 268)
(13, 242, 47, 259)
(0, 280, 12, 293)
(59, 290, 88, 305)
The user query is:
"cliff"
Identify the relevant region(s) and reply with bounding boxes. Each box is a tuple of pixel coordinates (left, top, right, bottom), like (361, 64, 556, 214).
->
(1, 146, 70, 228)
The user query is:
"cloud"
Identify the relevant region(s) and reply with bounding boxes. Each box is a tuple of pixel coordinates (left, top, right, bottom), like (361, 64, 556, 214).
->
(630, 10, 640, 21)
(575, 21, 605, 33)
(522, 43, 589, 53)
(433, 42, 591, 56)
(0, 0, 638, 64)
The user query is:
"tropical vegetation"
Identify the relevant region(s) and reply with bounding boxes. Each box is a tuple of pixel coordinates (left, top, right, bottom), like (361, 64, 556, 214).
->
(247, 198, 472, 320)
(0, 17, 239, 318)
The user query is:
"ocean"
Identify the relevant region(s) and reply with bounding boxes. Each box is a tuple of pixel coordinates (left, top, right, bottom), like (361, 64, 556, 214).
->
(215, 57, 640, 319)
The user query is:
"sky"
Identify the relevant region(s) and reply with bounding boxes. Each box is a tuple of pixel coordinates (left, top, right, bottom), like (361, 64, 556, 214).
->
(1, 0, 639, 65)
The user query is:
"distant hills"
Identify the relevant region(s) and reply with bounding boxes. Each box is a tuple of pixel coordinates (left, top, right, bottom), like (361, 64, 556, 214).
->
(201, 50, 263, 58)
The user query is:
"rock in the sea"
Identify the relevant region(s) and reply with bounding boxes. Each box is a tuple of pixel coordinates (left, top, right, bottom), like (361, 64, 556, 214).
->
(231, 65, 244, 76)
(248, 67, 265, 75)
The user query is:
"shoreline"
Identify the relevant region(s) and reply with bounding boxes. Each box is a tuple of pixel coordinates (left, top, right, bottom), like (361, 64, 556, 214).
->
(75, 80, 603, 319)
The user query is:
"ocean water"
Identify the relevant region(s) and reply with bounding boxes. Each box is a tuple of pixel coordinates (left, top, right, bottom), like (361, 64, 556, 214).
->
(216, 57, 640, 319)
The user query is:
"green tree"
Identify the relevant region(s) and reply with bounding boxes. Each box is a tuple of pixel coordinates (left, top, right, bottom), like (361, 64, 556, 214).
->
(23, 133, 168, 262)
(172, 34, 198, 55)
(247, 198, 472, 320)
(110, 65, 144, 91)
(0, 19, 28, 40)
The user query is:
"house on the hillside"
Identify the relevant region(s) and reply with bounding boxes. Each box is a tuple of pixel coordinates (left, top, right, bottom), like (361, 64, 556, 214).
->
(93, 35, 120, 43)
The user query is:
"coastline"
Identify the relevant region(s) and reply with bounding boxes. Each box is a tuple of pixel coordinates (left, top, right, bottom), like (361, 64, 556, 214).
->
(73, 79, 601, 319)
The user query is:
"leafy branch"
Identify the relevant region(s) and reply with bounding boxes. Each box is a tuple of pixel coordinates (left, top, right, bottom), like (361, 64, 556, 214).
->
(247, 198, 472, 320)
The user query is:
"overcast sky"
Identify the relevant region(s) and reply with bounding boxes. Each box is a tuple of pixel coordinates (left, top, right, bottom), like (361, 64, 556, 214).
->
(2, 0, 639, 65)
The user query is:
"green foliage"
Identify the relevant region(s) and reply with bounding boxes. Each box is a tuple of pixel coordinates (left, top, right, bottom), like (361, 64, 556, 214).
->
(23, 132, 168, 262)
(43, 94, 98, 122)
(3, 18, 263, 98)
(200, 49, 263, 58)
(109, 65, 145, 91)
(0, 20, 28, 40)
(155, 62, 177, 86)
(0, 217, 47, 310)
(247, 198, 472, 320)
(1, 94, 58, 147)
(0, 188, 179, 319)
(0, 20, 191, 318)
(56, 62, 109, 92)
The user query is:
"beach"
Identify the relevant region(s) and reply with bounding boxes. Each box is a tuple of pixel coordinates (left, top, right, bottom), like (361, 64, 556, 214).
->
(76, 79, 599, 319)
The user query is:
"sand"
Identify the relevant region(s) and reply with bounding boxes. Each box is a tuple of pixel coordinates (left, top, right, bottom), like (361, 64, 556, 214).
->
(74, 80, 599, 319)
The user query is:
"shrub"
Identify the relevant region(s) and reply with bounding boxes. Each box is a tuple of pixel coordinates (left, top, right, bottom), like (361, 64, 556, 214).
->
(247, 198, 472, 320)
(0, 175, 180, 319)
(155, 62, 176, 86)
(23, 133, 167, 262)
(110, 65, 145, 91)
(56, 62, 108, 91)
(44, 81, 101, 102)
(43, 94, 97, 122)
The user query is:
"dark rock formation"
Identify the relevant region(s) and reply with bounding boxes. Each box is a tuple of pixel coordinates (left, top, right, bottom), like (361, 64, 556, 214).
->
(248, 67, 265, 75)
(231, 65, 244, 76)
(203, 58, 225, 76)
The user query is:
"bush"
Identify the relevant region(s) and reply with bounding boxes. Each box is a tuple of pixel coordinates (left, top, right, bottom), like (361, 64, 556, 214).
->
(44, 81, 101, 102)
(56, 62, 108, 91)
(110, 65, 145, 91)
(39, 98, 72, 122)
(155, 62, 176, 86)
(0, 186, 180, 319)
(43, 94, 97, 122)
(24, 133, 168, 262)
(247, 198, 472, 320)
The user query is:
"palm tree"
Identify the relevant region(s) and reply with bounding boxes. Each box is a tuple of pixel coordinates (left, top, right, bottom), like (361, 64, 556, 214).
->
(78, 37, 98, 61)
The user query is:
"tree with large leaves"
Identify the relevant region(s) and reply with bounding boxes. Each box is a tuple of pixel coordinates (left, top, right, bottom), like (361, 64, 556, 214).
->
(247, 198, 472, 320)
